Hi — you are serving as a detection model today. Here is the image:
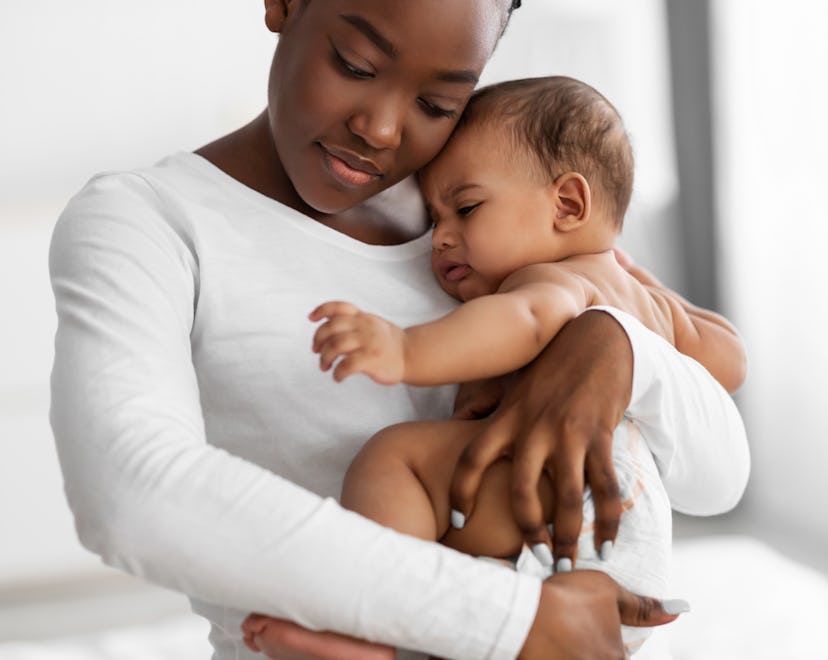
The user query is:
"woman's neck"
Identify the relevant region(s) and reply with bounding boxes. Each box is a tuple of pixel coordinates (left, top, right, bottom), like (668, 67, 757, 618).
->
(195, 112, 429, 245)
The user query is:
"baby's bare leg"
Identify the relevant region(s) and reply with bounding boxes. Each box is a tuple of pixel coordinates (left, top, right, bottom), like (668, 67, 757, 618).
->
(342, 418, 553, 558)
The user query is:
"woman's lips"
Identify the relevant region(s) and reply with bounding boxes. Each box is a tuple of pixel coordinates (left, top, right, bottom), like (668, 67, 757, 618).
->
(319, 144, 382, 187)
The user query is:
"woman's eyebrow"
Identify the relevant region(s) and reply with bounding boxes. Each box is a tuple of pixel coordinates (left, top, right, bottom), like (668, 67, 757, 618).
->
(339, 14, 397, 58)
(338, 14, 479, 86)
(435, 70, 479, 85)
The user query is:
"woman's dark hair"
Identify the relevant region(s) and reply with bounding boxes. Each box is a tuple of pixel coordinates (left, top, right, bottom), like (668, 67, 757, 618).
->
(500, 0, 521, 34)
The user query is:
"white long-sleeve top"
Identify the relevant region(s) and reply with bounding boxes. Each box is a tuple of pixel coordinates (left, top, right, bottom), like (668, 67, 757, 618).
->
(49, 152, 749, 659)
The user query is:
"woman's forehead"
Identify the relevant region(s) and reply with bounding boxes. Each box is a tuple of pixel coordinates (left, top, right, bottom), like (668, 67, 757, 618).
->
(306, 0, 504, 68)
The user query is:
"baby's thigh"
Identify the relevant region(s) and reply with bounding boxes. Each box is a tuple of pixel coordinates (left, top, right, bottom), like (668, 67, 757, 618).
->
(348, 419, 482, 512)
(351, 418, 550, 557)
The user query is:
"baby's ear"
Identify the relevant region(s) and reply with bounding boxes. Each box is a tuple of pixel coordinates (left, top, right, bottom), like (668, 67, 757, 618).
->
(552, 172, 591, 232)
(264, 0, 302, 33)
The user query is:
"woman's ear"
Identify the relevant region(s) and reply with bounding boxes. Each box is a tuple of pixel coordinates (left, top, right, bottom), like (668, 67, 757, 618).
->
(264, 0, 302, 33)
(551, 172, 591, 232)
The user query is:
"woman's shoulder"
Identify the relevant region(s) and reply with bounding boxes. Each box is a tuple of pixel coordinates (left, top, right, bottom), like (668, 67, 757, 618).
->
(62, 151, 222, 215)
(50, 153, 211, 277)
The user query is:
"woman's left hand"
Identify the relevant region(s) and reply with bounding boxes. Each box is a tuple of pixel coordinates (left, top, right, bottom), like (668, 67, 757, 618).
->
(451, 376, 507, 420)
(449, 310, 630, 571)
(242, 614, 395, 660)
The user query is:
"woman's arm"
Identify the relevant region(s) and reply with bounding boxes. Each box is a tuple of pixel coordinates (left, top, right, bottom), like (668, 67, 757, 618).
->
(49, 174, 540, 659)
(448, 308, 750, 569)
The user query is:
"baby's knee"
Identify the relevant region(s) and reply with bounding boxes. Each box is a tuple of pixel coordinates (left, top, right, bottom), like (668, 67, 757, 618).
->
(343, 424, 422, 492)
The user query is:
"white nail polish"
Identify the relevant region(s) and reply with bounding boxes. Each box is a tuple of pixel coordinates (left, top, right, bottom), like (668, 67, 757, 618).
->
(599, 540, 614, 561)
(661, 598, 690, 615)
(556, 557, 573, 573)
(546, 523, 554, 537)
(450, 509, 466, 530)
(531, 543, 554, 567)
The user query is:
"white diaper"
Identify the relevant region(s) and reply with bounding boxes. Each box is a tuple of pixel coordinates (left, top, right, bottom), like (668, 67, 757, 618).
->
(511, 418, 673, 655)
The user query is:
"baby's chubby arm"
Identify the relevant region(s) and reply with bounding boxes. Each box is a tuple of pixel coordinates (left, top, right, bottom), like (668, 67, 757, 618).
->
(310, 265, 590, 386)
(616, 251, 747, 393)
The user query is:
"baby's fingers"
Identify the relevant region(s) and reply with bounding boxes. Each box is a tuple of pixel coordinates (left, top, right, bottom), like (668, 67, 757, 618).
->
(312, 315, 362, 353)
(308, 300, 361, 322)
(317, 332, 365, 372)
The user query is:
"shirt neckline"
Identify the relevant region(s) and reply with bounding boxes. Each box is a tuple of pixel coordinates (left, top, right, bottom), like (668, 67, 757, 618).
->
(170, 151, 434, 260)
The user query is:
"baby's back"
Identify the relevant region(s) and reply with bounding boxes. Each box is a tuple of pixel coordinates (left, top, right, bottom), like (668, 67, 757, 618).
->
(553, 252, 677, 345)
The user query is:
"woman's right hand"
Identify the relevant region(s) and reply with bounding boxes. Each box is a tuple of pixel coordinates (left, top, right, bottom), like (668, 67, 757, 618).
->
(520, 571, 686, 660)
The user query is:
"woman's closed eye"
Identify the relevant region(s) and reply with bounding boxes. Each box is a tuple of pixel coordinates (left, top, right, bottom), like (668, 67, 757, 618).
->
(331, 43, 375, 80)
(417, 98, 457, 120)
(330, 41, 458, 121)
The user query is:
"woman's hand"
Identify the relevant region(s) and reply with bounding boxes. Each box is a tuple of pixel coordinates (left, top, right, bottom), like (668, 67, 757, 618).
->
(520, 571, 687, 659)
(449, 310, 631, 570)
(242, 614, 394, 660)
(451, 376, 508, 420)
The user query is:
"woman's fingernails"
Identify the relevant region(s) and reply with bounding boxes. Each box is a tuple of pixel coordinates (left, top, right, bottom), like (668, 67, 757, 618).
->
(556, 557, 573, 573)
(599, 540, 614, 561)
(661, 598, 691, 615)
(450, 509, 466, 530)
(531, 543, 554, 568)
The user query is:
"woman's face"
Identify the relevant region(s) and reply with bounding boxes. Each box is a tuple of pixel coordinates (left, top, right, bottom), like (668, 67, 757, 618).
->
(268, 0, 503, 215)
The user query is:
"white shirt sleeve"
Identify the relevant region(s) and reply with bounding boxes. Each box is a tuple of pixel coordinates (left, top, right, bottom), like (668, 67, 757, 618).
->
(48, 178, 539, 660)
(590, 307, 750, 515)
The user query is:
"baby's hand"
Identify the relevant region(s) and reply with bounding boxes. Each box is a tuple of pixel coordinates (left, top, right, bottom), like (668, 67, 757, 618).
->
(309, 301, 407, 385)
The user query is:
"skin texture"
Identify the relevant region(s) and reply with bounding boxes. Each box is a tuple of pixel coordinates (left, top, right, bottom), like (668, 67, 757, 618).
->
(198, 0, 499, 245)
(309, 123, 745, 391)
(193, 1, 688, 657)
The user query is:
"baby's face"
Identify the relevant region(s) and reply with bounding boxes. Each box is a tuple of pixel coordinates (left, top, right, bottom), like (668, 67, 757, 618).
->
(419, 126, 562, 301)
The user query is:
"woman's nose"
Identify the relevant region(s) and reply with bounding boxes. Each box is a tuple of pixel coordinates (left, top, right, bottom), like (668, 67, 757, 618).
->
(347, 97, 405, 150)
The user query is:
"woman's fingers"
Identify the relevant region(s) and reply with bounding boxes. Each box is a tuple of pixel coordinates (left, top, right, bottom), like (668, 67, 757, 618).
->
(548, 442, 586, 571)
(616, 588, 689, 627)
(585, 447, 622, 558)
(510, 429, 555, 568)
(448, 410, 516, 528)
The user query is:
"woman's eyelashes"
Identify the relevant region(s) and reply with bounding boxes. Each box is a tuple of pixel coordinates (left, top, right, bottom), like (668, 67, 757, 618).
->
(417, 98, 457, 119)
(330, 42, 458, 120)
(331, 43, 375, 79)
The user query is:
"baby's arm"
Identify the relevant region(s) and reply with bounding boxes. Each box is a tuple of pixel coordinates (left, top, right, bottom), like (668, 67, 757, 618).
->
(622, 257, 747, 393)
(310, 267, 588, 386)
(658, 292, 745, 393)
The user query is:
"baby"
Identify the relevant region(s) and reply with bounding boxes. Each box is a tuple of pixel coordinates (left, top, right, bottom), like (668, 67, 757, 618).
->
(246, 76, 744, 655)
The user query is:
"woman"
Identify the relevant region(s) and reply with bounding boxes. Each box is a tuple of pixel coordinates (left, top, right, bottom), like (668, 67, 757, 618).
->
(49, 1, 748, 658)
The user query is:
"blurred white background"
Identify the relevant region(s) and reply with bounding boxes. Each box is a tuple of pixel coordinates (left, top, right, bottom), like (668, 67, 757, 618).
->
(1, 1, 827, 658)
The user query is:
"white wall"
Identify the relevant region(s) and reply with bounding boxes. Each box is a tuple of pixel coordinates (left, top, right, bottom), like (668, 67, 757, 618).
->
(710, 1, 828, 550)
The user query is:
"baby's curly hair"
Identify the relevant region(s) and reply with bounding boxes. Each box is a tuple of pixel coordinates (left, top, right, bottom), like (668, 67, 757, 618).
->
(460, 76, 634, 230)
